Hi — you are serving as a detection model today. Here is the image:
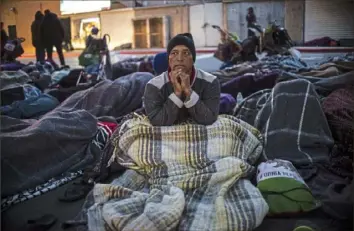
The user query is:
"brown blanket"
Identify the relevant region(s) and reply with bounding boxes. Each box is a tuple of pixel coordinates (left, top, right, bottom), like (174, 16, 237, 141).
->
(298, 61, 354, 77)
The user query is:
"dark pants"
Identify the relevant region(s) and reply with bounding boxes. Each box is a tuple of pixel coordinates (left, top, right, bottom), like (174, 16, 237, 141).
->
(46, 43, 65, 66)
(35, 45, 45, 63)
(64, 40, 74, 51)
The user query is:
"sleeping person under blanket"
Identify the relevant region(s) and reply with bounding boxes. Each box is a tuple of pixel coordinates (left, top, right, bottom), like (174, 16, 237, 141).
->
(143, 33, 221, 126)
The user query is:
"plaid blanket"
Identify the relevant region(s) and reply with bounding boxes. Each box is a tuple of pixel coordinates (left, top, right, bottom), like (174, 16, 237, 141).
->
(233, 79, 334, 166)
(87, 115, 268, 231)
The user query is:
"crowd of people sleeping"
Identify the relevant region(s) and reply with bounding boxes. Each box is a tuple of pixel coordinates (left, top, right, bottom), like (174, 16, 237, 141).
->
(1, 32, 353, 231)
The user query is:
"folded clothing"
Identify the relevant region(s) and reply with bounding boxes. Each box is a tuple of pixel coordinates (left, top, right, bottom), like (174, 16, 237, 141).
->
(51, 68, 71, 86)
(0, 62, 26, 71)
(0, 70, 32, 91)
(1, 86, 25, 106)
(0, 84, 42, 107)
(322, 85, 354, 177)
(257, 159, 320, 216)
(219, 93, 236, 114)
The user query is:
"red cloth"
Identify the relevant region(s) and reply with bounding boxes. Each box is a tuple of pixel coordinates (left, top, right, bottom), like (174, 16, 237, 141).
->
(97, 121, 118, 136)
(322, 85, 354, 177)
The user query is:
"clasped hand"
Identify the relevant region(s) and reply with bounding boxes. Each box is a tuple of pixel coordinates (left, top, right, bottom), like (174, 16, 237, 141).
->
(170, 69, 192, 98)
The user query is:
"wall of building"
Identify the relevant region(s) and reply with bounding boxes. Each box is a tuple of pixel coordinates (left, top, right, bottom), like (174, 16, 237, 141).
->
(0, 0, 60, 53)
(100, 9, 135, 49)
(133, 5, 189, 37)
(284, 0, 304, 42)
(190, 3, 223, 47)
(64, 5, 189, 50)
(66, 11, 102, 49)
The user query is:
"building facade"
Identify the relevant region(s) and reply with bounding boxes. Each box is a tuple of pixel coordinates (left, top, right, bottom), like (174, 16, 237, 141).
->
(65, 4, 190, 50)
(1, 0, 353, 54)
(303, 0, 354, 42)
(223, 0, 354, 43)
(0, 0, 60, 53)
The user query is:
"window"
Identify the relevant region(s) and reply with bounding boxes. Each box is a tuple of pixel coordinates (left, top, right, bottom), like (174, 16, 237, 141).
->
(133, 17, 164, 48)
(149, 18, 163, 48)
(133, 19, 148, 48)
(8, 25, 17, 40)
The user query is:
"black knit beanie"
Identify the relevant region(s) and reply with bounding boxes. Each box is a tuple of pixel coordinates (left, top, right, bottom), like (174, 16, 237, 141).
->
(167, 33, 196, 62)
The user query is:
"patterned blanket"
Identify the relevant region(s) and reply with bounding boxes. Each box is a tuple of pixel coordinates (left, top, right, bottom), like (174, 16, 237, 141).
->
(233, 79, 333, 166)
(86, 115, 268, 231)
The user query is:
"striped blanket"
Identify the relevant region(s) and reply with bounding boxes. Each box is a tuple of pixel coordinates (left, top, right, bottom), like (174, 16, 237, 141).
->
(87, 115, 268, 231)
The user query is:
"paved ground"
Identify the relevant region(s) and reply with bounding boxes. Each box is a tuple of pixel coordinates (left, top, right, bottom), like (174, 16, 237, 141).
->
(18, 51, 348, 70)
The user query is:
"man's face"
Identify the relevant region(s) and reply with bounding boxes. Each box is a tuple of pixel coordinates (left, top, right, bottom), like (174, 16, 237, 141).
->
(168, 45, 193, 73)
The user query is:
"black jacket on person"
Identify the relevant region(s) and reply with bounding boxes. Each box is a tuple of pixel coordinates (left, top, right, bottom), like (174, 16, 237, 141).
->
(40, 12, 65, 46)
(246, 13, 256, 27)
(1, 29, 8, 49)
(31, 12, 44, 47)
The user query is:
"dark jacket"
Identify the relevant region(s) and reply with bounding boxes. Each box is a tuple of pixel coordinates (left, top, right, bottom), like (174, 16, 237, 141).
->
(40, 12, 65, 46)
(1, 29, 8, 49)
(31, 12, 43, 47)
(246, 13, 256, 27)
(85, 35, 93, 48)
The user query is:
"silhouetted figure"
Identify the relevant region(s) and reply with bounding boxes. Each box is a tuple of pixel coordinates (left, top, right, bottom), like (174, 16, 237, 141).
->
(246, 7, 257, 37)
(1, 22, 9, 59)
(41, 9, 66, 66)
(31, 11, 45, 63)
(85, 27, 99, 48)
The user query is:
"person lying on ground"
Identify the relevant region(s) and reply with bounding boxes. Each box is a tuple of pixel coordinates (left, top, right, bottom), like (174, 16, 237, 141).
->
(143, 33, 221, 126)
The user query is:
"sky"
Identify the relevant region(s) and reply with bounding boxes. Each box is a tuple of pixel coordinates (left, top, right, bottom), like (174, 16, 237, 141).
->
(60, 0, 111, 15)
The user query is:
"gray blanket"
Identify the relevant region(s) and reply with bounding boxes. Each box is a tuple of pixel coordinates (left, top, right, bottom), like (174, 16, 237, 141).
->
(233, 79, 333, 166)
(1, 72, 153, 197)
(1, 110, 99, 197)
(57, 72, 153, 118)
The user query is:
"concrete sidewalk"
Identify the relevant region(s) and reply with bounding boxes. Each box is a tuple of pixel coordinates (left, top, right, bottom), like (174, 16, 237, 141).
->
(18, 46, 354, 59)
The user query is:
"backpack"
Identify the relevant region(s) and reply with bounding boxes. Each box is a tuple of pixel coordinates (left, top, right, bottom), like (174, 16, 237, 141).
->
(79, 34, 110, 67)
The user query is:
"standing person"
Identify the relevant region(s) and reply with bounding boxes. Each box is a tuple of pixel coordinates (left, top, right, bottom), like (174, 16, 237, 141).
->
(246, 7, 257, 37)
(41, 9, 66, 66)
(1, 22, 9, 59)
(143, 33, 221, 126)
(31, 11, 45, 63)
(62, 20, 74, 51)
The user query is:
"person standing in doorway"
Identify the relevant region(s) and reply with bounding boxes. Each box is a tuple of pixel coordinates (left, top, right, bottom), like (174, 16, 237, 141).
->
(31, 11, 45, 63)
(41, 9, 66, 66)
(246, 7, 257, 37)
(1, 22, 9, 59)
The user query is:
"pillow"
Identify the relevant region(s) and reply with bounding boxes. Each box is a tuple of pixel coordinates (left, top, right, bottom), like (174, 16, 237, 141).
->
(256, 159, 320, 216)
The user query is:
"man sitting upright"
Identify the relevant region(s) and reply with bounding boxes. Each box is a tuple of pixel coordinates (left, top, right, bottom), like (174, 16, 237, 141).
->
(144, 33, 220, 126)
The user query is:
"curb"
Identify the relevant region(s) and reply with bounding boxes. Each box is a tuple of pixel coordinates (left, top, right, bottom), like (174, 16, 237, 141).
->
(18, 47, 354, 58)
(110, 47, 354, 55)
(118, 49, 215, 55)
(295, 47, 354, 53)
(19, 51, 82, 59)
